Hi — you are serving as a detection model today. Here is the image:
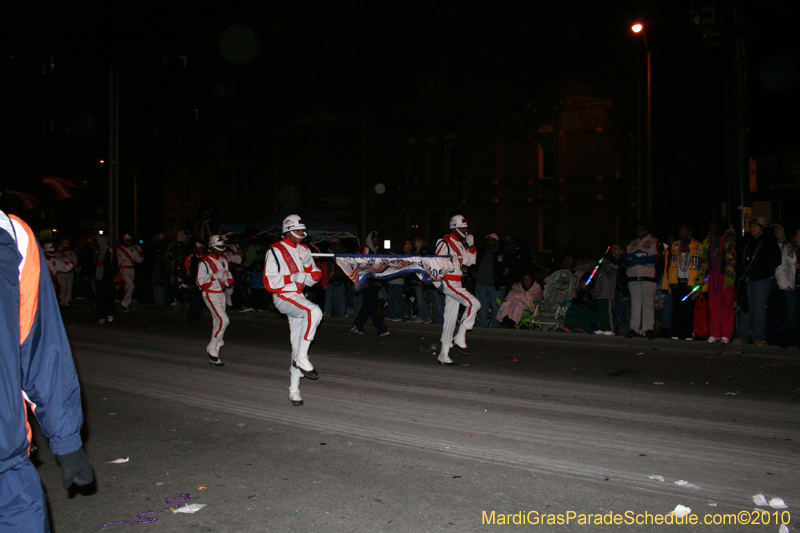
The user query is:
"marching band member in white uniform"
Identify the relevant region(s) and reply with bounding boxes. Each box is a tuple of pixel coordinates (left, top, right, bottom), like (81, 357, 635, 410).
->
(56, 239, 78, 306)
(435, 215, 480, 366)
(116, 233, 143, 311)
(197, 235, 234, 367)
(264, 215, 323, 406)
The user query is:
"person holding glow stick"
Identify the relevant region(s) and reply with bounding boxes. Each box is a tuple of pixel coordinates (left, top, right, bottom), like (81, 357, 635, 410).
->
(591, 243, 625, 335)
(662, 225, 704, 341)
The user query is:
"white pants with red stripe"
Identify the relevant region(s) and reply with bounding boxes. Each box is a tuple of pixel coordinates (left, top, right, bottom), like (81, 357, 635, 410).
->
(121, 267, 135, 308)
(440, 280, 481, 348)
(273, 292, 323, 377)
(203, 290, 230, 356)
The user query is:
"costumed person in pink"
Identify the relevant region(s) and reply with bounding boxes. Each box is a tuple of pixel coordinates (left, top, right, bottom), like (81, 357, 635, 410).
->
(264, 215, 323, 406)
(699, 217, 737, 343)
(497, 273, 542, 327)
(434, 214, 480, 366)
(56, 239, 77, 306)
(197, 235, 234, 367)
(116, 233, 143, 311)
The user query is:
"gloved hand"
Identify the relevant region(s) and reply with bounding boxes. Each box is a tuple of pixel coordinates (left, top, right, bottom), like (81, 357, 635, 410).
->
(56, 447, 93, 488)
(465, 234, 474, 247)
(213, 271, 224, 281)
(290, 273, 307, 284)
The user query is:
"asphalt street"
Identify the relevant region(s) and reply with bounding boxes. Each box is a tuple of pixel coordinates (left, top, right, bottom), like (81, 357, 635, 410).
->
(32, 302, 800, 532)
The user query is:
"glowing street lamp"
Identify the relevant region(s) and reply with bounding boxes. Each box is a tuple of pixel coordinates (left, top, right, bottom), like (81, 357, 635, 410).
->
(631, 22, 652, 221)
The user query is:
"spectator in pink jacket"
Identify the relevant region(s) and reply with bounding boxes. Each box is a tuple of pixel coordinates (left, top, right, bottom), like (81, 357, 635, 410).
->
(497, 273, 542, 326)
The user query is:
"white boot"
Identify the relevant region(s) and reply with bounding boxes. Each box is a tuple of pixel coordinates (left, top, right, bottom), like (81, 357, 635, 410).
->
(437, 344, 456, 366)
(293, 340, 319, 379)
(206, 341, 218, 357)
(288, 374, 303, 406)
(453, 328, 469, 355)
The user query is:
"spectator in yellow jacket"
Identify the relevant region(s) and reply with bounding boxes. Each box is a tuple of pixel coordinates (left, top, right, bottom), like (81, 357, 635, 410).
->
(662, 225, 704, 340)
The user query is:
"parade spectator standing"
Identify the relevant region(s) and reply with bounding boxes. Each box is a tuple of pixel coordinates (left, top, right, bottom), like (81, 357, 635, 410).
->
(224, 240, 242, 309)
(766, 223, 792, 345)
(0, 211, 94, 533)
(198, 235, 234, 366)
(593, 243, 625, 335)
(699, 217, 737, 343)
(351, 234, 390, 336)
(412, 237, 434, 323)
(474, 233, 509, 328)
(152, 250, 167, 305)
(776, 227, 798, 348)
(385, 241, 407, 321)
(185, 242, 206, 326)
(496, 273, 542, 327)
(264, 215, 322, 406)
(324, 237, 348, 317)
(435, 215, 480, 366)
(116, 233, 143, 312)
(56, 239, 77, 306)
(510, 237, 536, 283)
(734, 216, 782, 346)
(93, 233, 117, 323)
(662, 225, 703, 341)
(624, 222, 660, 339)
(237, 227, 259, 312)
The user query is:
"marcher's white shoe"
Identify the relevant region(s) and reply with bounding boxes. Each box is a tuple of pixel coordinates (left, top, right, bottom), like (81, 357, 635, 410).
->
(721, 337, 730, 343)
(603, 331, 615, 336)
(288, 389, 303, 406)
(594, 330, 606, 335)
(437, 345, 457, 367)
(293, 353, 319, 379)
(707, 336, 719, 343)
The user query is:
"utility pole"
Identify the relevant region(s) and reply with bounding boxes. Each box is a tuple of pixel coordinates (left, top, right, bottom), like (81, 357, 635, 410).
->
(733, 1, 749, 235)
(108, 68, 119, 244)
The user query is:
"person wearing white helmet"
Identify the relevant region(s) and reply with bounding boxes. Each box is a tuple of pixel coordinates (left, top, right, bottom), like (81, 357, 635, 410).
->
(264, 214, 323, 406)
(116, 233, 143, 311)
(43, 242, 74, 289)
(197, 235, 234, 366)
(434, 214, 480, 366)
(55, 239, 78, 306)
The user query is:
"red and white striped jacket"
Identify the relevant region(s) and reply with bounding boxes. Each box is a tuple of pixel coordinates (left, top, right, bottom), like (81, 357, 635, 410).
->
(435, 233, 477, 281)
(197, 253, 233, 293)
(263, 238, 321, 294)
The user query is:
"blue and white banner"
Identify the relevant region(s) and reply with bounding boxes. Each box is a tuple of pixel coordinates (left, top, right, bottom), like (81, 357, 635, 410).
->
(332, 254, 454, 290)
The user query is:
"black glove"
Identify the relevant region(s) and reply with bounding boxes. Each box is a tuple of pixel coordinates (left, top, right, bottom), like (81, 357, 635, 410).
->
(56, 447, 94, 488)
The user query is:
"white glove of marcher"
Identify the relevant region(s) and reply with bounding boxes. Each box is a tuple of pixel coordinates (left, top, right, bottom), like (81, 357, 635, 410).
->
(290, 273, 307, 284)
(213, 271, 224, 281)
(465, 234, 474, 247)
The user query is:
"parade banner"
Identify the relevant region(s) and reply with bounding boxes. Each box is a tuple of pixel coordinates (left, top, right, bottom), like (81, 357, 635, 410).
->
(330, 254, 454, 291)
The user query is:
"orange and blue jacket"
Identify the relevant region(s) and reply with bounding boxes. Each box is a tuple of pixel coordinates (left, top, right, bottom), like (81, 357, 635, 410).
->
(0, 211, 83, 474)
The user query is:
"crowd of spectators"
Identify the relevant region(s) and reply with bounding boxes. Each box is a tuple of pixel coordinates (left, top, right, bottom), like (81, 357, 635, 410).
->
(44, 214, 800, 348)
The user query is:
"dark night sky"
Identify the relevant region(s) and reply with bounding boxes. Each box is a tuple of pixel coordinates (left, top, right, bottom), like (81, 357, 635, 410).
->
(3, 1, 799, 233)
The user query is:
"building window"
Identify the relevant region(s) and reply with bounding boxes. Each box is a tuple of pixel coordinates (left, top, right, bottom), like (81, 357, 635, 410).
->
(426, 147, 442, 184)
(539, 206, 555, 251)
(538, 136, 554, 179)
(405, 137, 420, 185)
(445, 144, 460, 183)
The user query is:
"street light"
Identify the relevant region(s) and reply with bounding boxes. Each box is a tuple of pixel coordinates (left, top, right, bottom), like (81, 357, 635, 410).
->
(632, 22, 652, 222)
